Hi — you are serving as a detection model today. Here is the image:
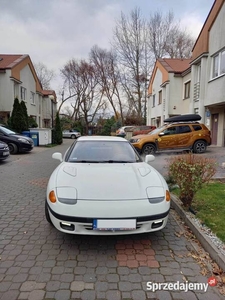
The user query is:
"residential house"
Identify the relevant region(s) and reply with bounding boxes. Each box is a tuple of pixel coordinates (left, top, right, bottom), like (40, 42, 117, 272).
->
(0, 54, 57, 128)
(147, 58, 191, 127)
(190, 0, 225, 146)
(147, 0, 225, 147)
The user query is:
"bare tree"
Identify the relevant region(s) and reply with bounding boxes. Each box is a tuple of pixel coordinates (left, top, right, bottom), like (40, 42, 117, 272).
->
(61, 59, 105, 133)
(112, 7, 153, 121)
(165, 28, 194, 58)
(90, 45, 126, 124)
(34, 62, 55, 89)
(147, 11, 194, 59)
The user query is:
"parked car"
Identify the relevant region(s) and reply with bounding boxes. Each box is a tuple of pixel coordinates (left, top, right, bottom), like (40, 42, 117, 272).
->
(45, 136, 170, 235)
(132, 125, 156, 136)
(130, 115, 211, 155)
(116, 126, 135, 137)
(62, 129, 81, 139)
(0, 141, 10, 161)
(0, 126, 34, 154)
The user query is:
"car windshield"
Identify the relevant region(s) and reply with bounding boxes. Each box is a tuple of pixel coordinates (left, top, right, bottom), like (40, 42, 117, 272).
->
(0, 126, 16, 135)
(68, 140, 141, 163)
(148, 125, 166, 135)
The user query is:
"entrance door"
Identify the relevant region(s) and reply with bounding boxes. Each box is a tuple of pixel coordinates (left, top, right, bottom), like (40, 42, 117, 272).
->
(211, 113, 219, 145)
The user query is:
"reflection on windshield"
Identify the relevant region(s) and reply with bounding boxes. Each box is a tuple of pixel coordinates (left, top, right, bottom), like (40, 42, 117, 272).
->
(148, 125, 165, 135)
(0, 126, 16, 135)
(68, 140, 141, 163)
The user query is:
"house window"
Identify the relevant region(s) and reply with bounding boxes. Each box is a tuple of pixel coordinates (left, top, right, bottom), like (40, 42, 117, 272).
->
(212, 54, 219, 78)
(158, 90, 162, 105)
(184, 81, 190, 99)
(221, 50, 225, 74)
(30, 92, 35, 105)
(21, 87, 26, 101)
(152, 94, 155, 107)
(212, 49, 225, 78)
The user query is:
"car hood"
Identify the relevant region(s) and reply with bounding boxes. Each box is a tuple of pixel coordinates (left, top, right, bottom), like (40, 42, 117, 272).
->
(52, 162, 165, 200)
(13, 134, 33, 142)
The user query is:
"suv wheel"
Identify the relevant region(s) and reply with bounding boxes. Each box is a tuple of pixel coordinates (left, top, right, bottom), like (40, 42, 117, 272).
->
(193, 140, 207, 153)
(142, 143, 156, 155)
(8, 143, 18, 154)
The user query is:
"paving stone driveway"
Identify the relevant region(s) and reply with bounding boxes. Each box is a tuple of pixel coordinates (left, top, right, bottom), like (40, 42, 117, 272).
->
(0, 140, 222, 300)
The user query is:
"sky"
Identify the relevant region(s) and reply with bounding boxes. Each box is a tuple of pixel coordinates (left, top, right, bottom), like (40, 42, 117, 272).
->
(1, 0, 215, 96)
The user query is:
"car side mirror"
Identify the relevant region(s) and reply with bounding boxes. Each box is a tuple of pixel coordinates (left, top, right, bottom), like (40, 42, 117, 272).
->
(52, 152, 63, 162)
(159, 132, 164, 136)
(145, 154, 155, 163)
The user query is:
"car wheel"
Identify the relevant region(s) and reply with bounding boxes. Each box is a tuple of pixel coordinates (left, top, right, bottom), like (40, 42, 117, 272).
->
(193, 140, 207, 153)
(45, 201, 53, 225)
(71, 134, 76, 139)
(142, 143, 156, 155)
(8, 143, 18, 154)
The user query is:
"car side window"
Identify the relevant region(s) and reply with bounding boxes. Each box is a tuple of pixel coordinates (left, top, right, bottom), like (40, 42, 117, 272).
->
(193, 125, 202, 131)
(178, 125, 191, 134)
(163, 126, 177, 135)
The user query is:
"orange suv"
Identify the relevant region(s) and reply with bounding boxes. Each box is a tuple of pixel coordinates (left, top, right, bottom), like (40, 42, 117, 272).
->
(130, 117, 211, 155)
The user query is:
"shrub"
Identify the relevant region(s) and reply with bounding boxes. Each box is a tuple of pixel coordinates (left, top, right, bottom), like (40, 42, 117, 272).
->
(52, 112, 63, 145)
(167, 153, 217, 208)
(28, 116, 38, 128)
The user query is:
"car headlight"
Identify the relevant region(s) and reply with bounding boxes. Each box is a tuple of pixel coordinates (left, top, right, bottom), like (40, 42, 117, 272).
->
(146, 187, 170, 203)
(18, 138, 30, 144)
(131, 138, 140, 143)
(57, 187, 77, 204)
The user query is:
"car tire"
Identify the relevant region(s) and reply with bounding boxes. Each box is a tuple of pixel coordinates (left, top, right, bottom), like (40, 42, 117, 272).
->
(45, 201, 53, 225)
(142, 143, 156, 155)
(71, 134, 76, 139)
(8, 143, 18, 154)
(193, 140, 207, 153)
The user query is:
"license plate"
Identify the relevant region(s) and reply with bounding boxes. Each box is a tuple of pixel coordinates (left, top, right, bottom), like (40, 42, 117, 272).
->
(93, 219, 136, 231)
(3, 151, 9, 156)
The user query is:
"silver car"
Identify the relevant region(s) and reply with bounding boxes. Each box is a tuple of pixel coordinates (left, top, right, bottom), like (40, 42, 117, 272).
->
(62, 129, 81, 139)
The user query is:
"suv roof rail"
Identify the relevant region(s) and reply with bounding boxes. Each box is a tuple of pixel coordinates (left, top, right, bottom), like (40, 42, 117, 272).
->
(165, 121, 200, 125)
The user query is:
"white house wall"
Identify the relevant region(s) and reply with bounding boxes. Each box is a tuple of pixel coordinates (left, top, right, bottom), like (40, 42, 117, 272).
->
(150, 68, 163, 122)
(0, 70, 15, 111)
(148, 68, 191, 126)
(207, 3, 225, 146)
(20, 65, 38, 117)
(206, 3, 225, 107)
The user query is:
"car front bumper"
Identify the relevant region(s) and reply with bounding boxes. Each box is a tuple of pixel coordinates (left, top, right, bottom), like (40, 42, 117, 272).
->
(46, 202, 170, 235)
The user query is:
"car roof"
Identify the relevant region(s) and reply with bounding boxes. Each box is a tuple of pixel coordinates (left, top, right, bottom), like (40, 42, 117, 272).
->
(77, 136, 128, 142)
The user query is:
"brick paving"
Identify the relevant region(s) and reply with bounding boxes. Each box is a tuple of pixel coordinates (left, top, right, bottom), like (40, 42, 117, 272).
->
(0, 139, 223, 300)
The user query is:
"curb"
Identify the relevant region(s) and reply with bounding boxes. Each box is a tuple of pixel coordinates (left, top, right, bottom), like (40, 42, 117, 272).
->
(171, 194, 225, 272)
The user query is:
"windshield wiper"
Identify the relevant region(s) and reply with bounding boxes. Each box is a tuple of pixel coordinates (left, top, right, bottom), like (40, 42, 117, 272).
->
(70, 160, 99, 163)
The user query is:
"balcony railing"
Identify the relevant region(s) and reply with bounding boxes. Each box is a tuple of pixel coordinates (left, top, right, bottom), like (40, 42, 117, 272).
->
(193, 82, 200, 101)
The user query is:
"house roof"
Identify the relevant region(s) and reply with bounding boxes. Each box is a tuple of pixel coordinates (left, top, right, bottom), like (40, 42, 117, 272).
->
(192, 0, 224, 61)
(0, 54, 28, 69)
(0, 54, 56, 99)
(158, 58, 192, 73)
(148, 58, 191, 95)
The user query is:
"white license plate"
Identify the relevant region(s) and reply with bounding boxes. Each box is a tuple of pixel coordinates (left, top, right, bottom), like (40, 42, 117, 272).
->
(3, 151, 9, 156)
(93, 219, 136, 231)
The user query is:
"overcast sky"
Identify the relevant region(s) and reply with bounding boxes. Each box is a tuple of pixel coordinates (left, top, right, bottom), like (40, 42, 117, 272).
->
(1, 0, 215, 93)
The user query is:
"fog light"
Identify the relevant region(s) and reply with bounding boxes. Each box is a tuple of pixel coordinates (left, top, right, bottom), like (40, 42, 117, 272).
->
(152, 220, 163, 229)
(60, 222, 75, 231)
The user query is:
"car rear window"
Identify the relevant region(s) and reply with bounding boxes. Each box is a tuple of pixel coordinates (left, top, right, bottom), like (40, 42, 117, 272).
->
(192, 125, 202, 131)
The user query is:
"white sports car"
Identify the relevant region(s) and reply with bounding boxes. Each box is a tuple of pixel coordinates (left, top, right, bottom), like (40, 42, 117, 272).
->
(46, 136, 170, 235)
